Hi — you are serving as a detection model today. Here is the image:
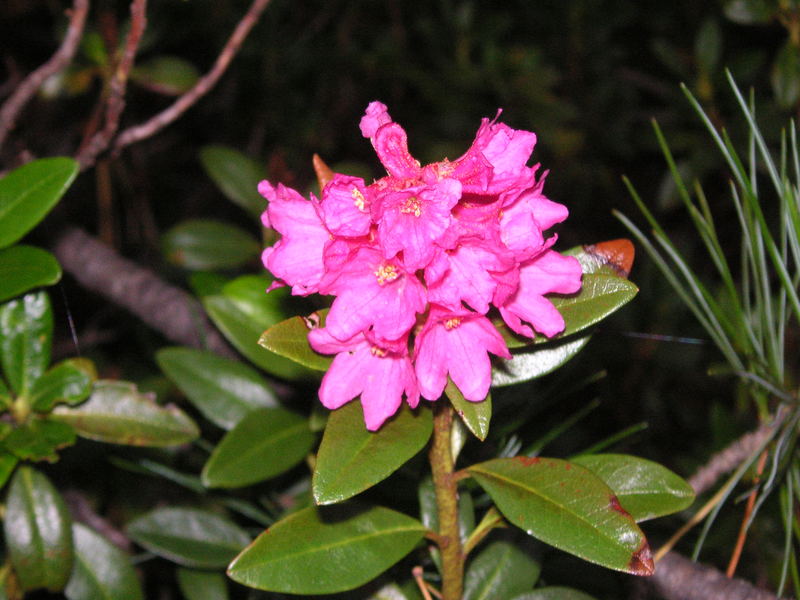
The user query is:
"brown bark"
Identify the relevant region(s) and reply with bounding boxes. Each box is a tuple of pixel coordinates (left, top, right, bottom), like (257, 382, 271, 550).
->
(651, 552, 788, 600)
(53, 226, 238, 359)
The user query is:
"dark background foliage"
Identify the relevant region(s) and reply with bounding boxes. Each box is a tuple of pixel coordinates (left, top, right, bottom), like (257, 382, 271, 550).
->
(1, 0, 797, 597)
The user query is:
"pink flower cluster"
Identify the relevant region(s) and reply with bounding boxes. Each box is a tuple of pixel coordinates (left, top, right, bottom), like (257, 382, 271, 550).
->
(260, 102, 582, 430)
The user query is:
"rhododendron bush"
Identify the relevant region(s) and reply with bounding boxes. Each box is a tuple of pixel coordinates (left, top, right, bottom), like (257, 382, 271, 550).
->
(222, 103, 695, 599)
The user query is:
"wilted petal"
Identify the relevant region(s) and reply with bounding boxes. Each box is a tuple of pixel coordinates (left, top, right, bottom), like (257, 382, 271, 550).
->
(372, 123, 421, 179)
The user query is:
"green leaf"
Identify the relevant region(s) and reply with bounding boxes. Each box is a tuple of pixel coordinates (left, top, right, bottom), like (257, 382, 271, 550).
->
(445, 379, 490, 441)
(2, 419, 76, 462)
(162, 219, 259, 271)
(65, 523, 143, 600)
(467, 457, 654, 575)
(222, 275, 288, 325)
(157, 346, 276, 430)
(0, 291, 53, 394)
(511, 587, 599, 600)
(201, 407, 315, 488)
(4, 466, 73, 591)
(199, 145, 267, 217)
(313, 401, 432, 504)
(127, 507, 250, 568)
(0, 448, 18, 489)
(497, 275, 637, 350)
(176, 568, 229, 600)
(0, 246, 61, 302)
(464, 533, 541, 600)
(258, 309, 333, 372)
(492, 334, 591, 387)
(570, 454, 695, 522)
(203, 294, 307, 380)
(50, 380, 199, 446)
(0, 157, 78, 249)
(771, 41, 800, 110)
(227, 505, 426, 594)
(131, 56, 199, 95)
(28, 358, 95, 412)
(552, 274, 638, 339)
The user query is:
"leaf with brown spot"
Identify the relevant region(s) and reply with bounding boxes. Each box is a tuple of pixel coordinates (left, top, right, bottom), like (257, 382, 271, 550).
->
(468, 457, 653, 575)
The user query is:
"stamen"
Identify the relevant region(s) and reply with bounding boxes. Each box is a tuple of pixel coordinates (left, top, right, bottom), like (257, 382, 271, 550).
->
(400, 196, 422, 217)
(374, 263, 400, 285)
(352, 188, 367, 212)
(444, 317, 462, 330)
(370, 346, 388, 358)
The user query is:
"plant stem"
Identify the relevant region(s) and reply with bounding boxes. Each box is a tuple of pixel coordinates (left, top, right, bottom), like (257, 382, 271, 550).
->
(429, 402, 463, 600)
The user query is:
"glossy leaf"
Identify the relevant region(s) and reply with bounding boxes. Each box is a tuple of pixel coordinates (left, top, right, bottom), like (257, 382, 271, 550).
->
(512, 588, 598, 600)
(314, 401, 432, 504)
(4, 466, 73, 591)
(131, 56, 199, 95)
(0, 157, 78, 249)
(0, 291, 53, 394)
(571, 454, 695, 522)
(445, 379, 490, 441)
(199, 145, 267, 216)
(222, 275, 284, 319)
(467, 457, 654, 575)
(50, 380, 199, 446)
(227, 505, 426, 594)
(258, 309, 333, 372)
(176, 568, 229, 600)
(202, 407, 315, 488)
(550, 274, 638, 339)
(28, 358, 95, 411)
(492, 334, 591, 387)
(65, 523, 143, 600)
(498, 274, 637, 350)
(157, 346, 276, 430)
(203, 294, 307, 380)
(464, 534, 541, 600)
(127, 507, 250, 568)
(0, 245, 61, 302)
(2, 419, 76, 462)
(162, 219, 259, 271)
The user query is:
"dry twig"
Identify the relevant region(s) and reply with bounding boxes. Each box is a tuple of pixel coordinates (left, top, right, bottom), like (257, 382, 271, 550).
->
(76, 0, 148, 169)
(0, 0, 90, 149)
(112, 0, 273, 154)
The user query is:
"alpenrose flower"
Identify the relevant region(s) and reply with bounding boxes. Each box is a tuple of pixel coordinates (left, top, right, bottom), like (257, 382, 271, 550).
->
(261, 102, 582, 430)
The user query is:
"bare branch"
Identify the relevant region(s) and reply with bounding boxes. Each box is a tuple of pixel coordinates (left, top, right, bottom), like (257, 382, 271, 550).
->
(76, 0, 148, 170)
(0, 0, 90, 149)
(688, 408, 787, 496)
(651, 551, 788, 600)
(112, 0, 273, 153)
(52, 226, 238, 359)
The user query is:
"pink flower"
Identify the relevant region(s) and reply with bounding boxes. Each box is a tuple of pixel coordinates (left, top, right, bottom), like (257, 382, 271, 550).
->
(319, 246, 426, 343)
(414, 307, 511, 402)
(260, 101, 583, 429)
(309, 328, 419, 431)
(259, 182, 329, 295)
(499, 250, 583, 338)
